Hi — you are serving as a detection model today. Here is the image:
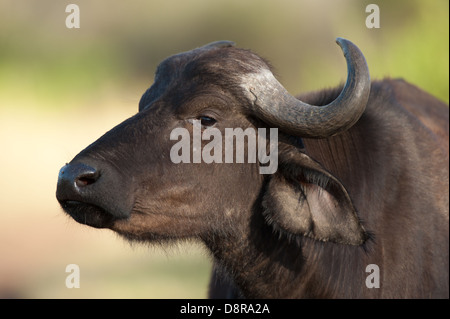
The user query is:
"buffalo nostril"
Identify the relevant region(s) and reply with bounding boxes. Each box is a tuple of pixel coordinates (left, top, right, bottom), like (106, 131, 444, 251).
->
(56, 162, 102, 211)
(58, 162, 99, 191)
(76, 173, 98, 187)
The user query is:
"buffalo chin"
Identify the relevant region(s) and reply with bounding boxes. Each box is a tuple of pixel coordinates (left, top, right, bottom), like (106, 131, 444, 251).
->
(60, 200, 115, 229)
(112, 230, 176, 244)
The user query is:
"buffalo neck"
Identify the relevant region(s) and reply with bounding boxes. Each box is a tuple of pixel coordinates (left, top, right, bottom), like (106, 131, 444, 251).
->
(202, 210, 372, 298)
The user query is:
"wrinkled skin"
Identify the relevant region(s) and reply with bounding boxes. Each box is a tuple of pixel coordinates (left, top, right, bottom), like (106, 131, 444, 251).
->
(57, 42, 449, 298)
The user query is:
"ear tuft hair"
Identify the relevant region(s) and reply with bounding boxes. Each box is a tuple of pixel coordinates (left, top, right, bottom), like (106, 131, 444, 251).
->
(262, 150, 368, 245)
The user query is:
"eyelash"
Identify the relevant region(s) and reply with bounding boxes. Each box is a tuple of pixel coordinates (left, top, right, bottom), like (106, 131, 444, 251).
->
(197, 116, 217, 127)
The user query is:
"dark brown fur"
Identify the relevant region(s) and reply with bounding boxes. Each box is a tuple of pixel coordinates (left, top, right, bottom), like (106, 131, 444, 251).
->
(209, 79, 449, 298)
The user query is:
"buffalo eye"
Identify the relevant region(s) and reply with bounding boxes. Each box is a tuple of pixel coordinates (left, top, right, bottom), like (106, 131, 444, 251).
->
(198, 116, 217, 127)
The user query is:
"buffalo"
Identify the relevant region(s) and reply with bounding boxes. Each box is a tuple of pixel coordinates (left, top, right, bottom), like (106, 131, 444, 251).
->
(56, 39, 449, 298)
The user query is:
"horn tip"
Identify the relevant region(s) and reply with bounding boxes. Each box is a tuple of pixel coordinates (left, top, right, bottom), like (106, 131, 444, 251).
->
(335, 37, 352, 51)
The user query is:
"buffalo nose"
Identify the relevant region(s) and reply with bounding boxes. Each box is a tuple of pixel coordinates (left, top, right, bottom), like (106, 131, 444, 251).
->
(57, 163, 99, 198)
(57, 160, 132, 222)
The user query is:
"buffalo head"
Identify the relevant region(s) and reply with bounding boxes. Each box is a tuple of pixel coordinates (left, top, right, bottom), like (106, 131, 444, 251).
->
(56, 38, 370, 246)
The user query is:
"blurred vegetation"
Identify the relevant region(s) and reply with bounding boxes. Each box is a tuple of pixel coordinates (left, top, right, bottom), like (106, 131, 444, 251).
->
(25, 243, 212, 298)
(0, 0, 448, 110)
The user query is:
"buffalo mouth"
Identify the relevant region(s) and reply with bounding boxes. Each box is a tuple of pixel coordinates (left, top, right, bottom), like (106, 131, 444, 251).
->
(59, 200, 116, 229)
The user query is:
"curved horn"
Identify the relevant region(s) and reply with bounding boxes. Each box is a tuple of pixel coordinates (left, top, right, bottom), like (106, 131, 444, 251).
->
(241, 38, 370, 138)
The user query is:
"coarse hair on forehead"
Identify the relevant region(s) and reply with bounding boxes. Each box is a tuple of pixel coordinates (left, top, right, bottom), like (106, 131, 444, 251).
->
(140, 46, 277, 111)
(175, 47, 272, 86)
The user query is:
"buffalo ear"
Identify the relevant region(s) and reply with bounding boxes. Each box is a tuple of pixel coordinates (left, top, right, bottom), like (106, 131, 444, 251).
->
(262, 151, 368, 245)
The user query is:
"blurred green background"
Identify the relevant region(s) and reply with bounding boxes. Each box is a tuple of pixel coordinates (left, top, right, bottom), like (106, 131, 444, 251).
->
(0, 0, 448, 298)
